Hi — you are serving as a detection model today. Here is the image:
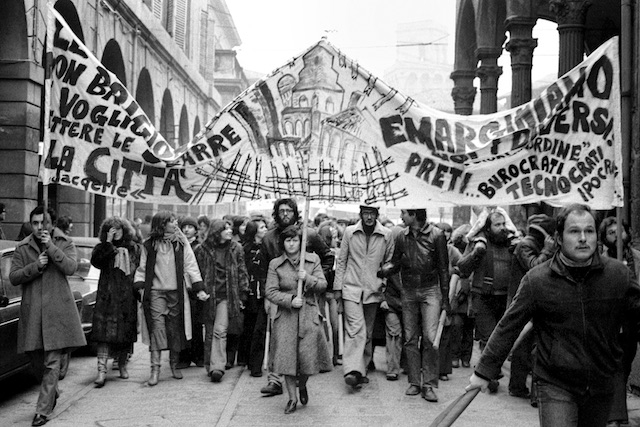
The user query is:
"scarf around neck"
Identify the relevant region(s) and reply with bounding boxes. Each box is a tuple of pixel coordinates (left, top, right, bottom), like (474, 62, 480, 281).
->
(114, 246, 131, 275)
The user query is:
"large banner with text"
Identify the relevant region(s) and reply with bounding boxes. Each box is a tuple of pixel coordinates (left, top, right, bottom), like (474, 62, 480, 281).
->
(42, 5, 622, 208)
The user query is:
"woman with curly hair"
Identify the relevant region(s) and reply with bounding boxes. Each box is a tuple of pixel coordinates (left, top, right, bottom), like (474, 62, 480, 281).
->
(90, 217, 140, 387)
(134, 211, 204, 386)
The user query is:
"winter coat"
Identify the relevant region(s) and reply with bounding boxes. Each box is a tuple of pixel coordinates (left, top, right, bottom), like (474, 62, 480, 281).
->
(334, 220, 394, 304)
(265, 252, 329, 376)
(193, 239, 249, 335)
(134, 238, 203, 348)
(475, 252, 640, 396)
(10, 229, 86, 353)
(90, 241, 140, 344)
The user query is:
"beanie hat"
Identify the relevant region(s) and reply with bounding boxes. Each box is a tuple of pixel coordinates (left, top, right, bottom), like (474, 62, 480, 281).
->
(180, 217, 198, 230)
(527, 214, 556, 236)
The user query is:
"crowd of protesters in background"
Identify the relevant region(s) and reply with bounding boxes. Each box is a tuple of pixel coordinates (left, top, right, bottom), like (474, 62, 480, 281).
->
(6, 200, 640, 425)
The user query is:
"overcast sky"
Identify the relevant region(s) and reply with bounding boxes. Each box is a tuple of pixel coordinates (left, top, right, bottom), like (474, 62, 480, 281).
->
(226, 0, 560, 99)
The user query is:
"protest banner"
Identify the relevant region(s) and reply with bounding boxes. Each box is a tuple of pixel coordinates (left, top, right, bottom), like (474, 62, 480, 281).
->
(42, 4, 622, 208)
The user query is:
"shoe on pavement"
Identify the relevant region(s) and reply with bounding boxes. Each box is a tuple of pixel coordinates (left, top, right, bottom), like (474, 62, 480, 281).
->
(422, 386, 438, 402)
(386, 373, 399, 381)
(210, 370, 224, 382)
(405, 384, 421, 395)
(359, 376, 369, 384)
(461, 361, 471, 368)
(451, 360, 459, 368)
(344, 371, 360, 387)
(260, 382, 283, 396)
(32, 414, 48, 426)
(439, 374, 449, 381)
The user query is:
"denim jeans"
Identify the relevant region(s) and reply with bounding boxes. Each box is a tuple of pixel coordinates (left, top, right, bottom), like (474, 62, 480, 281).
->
(204, 299, 228, 373)
(30, 349, 63, 416)
(472, 293, 507, 348)
(536, 380, 613, 427)
(402, 286, 441, 387)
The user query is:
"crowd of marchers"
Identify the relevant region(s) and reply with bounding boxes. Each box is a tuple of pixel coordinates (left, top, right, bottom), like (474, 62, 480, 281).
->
(3, 199, 640, 427)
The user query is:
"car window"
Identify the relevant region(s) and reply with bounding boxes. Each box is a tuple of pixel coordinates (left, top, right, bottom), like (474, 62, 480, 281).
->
(0, 252, 21, 301)
(73, 243, 96, 279)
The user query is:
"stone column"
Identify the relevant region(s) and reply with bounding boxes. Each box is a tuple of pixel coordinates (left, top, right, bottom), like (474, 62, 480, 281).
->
(450, 70, 477, 115)
(505, 18, 537, 108)
(475, 47, 503, 114)
(550, 0, 591, 76)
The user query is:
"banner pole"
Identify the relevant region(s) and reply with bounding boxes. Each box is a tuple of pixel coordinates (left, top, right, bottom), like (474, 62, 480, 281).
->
(297, 150, 310, 299)
(40, 1, 56, 223)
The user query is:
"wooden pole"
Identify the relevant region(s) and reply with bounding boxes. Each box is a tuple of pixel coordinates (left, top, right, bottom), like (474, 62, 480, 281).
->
(40, 1, 56, 226)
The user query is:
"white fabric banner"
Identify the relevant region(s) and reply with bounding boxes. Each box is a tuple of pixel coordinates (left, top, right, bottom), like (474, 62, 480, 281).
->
(42, 5, 622, 208)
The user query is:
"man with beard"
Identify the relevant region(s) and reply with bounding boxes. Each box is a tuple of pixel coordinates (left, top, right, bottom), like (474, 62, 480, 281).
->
(467, 204, 640, 427)
(456, 208, 522, 391)
(379, 209, 450, 402)
(334, 204, 394, 388)
(600, 217, 640, 427)
(10, 206, 86, 426)
(259, 198, 334, 396)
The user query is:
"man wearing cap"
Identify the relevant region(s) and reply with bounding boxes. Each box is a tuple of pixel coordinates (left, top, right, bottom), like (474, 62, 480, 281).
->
(334, 204, 394, 388)
(380, 209, 450, 402)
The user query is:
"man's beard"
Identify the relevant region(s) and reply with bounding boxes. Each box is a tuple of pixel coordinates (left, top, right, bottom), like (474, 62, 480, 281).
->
(489, 230, 510, 245)
(277, 216, 295, 229)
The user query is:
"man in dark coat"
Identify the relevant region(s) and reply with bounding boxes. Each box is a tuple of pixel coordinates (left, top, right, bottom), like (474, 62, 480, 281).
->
(10, 206, 86, 426)
(467, 204, 640, 427)
(259, 198, 334, 396)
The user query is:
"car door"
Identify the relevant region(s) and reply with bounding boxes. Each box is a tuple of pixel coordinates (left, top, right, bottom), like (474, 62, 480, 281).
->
(0, 248, 31, 379)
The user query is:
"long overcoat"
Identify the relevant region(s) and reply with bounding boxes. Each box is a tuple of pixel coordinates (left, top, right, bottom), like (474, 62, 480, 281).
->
(266, 252, 330, 376)
(90, 241, 140, 345)
(9, 228, 86, 353)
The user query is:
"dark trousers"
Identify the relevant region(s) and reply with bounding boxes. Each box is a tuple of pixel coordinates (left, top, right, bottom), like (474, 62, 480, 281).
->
(238, 310, 258, 366)
(248, 304, 268, 375)
(438, 325, 452, 375)
(180, 298, 204, 364)
(509, 327, 534, 393)
(472, 293, 507, 348)
(451, 313, 474, 363)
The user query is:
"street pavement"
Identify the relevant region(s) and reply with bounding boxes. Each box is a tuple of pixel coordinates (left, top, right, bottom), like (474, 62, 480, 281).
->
(2, 342, 640, 426)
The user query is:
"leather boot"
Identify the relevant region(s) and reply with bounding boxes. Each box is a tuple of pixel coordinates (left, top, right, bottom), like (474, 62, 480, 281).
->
(170, 351, 183, 380)
(94, 356, 107, 388)
(148, 350, 161, 386)
(118, 353, 129, 379)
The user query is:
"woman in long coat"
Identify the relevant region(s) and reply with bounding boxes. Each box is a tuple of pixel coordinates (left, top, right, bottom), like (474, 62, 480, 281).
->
(90, 217, 140, 387)
(265, 225, 329, 414)
(193, 219, 249, 382)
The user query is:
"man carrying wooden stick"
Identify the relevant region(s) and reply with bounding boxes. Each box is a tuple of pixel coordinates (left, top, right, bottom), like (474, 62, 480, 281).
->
(467, 204, 640, 427)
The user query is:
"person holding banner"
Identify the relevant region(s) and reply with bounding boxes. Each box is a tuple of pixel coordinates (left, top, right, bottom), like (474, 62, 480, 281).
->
(379, 209, 450, 402)
(134, 212, 203, 386)
(259, 198, 334, 397)
(467, 204, 640, 427)
(334, 204, 394, 389)
(90, 217, 140, 387)
(265, 225, 329, 414)
(193, 219, 249, 383)
(10, 206, 86, 427)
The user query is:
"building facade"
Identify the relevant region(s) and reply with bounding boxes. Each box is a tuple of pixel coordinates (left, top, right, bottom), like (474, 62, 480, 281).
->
(0, 0, 248, 238)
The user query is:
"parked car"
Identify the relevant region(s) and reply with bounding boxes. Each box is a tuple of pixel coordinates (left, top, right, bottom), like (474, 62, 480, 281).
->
(69, 236, 100, 342)
(0, 236, 99, 381)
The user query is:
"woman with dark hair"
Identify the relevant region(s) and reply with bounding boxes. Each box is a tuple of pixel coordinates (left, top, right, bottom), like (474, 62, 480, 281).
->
(239, 218, 269, 376)
(193, 219, 249, 382)
(57, 216, 73, 236)
(134, 211, 204, 386)
(266, 225, 329, 414)
(91, 217, 140, 387)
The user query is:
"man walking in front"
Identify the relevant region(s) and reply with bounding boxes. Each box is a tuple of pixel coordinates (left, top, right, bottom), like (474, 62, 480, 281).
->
(334, 204, 394, 388)
(380, 209, 450, 402)
(467, 204, 640, 426)
(10, 206, 86, 426)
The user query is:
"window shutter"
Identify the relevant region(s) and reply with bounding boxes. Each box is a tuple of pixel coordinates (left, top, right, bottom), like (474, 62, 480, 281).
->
(174, 0, 187, 50)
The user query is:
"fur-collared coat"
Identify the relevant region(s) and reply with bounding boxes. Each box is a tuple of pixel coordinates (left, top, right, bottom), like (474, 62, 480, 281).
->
(10, 228, 86, 353)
